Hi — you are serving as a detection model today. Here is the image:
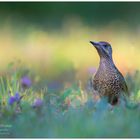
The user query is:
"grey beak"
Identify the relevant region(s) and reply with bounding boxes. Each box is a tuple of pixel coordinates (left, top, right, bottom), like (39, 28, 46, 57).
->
(90, 41, 100, 47)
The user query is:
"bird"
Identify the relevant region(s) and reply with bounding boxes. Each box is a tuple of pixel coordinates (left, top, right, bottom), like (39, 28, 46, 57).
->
(90, 41, 129, 105)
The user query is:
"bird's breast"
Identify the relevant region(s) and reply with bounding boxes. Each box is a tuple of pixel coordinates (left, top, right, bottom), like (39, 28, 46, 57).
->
(93, 67, 123, 96)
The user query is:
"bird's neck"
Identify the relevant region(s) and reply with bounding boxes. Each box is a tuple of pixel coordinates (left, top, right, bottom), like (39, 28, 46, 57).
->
(99, 57, 116, 70)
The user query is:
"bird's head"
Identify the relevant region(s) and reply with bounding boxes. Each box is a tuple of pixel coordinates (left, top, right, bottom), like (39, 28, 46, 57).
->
(90, 41, 112, 59)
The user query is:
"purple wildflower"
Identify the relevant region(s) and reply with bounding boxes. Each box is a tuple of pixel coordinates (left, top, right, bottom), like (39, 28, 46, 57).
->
(8, 96, 16, 105)
(8, 92, 21, 105)
(88, 67, 96, 75)
(32, 98, 43, 108)
(21, 76, 32, 88)
(14, 92, 20, 102)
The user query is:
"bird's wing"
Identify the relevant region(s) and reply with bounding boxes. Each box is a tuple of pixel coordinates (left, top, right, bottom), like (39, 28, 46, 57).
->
(119, 74, 130, 96)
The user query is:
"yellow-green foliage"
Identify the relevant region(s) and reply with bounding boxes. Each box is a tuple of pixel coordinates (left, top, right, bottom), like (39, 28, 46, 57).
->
(0, 20, 139, 79)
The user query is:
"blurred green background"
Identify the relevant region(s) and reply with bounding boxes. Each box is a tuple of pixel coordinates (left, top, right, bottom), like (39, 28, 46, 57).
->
(0, 2, 140, 28)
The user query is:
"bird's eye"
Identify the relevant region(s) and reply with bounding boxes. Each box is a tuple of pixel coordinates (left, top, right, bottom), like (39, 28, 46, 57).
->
(104, 45, 108, 48)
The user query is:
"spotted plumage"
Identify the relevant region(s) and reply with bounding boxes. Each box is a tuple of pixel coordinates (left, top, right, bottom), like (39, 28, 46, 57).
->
(90, 41, 129, 105)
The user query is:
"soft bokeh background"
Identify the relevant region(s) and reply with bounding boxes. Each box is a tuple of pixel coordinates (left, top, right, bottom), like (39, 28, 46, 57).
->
(0, 2, 140, 83)
(1, 2, 140, 138)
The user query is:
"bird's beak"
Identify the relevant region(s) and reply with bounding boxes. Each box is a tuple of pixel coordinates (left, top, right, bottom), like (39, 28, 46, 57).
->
(90, 41, 100, 49)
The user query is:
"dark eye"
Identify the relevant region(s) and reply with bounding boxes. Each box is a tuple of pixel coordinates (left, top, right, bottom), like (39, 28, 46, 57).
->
(104, 44, 108, 48)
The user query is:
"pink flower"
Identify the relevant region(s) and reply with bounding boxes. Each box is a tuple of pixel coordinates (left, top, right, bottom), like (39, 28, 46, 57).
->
(88, 67, 96, 75)
(32, 98, 43, 108)
(21, 76, 32, 88)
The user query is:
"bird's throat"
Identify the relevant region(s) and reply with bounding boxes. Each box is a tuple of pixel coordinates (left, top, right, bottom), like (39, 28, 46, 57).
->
(99, 57, 116, 70)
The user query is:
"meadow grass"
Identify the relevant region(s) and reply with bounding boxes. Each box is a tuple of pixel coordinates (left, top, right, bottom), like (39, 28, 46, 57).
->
(0, 64, 140, 138)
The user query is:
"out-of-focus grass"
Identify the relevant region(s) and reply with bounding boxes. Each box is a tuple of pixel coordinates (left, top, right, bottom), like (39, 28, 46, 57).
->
(0, 67, 140, 138)
(0, 20, 140, 138)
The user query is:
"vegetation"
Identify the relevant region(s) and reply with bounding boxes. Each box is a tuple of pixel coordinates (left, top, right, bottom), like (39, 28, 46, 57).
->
(0, 63, 140, 138)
